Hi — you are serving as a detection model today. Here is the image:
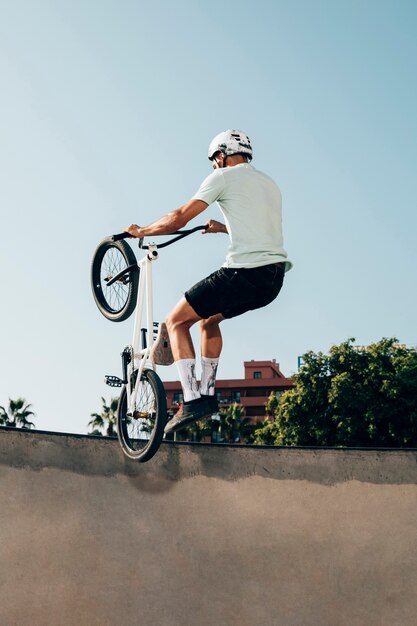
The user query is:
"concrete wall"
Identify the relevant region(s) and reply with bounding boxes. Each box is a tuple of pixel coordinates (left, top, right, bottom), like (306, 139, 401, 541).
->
(1, 427, 417, 626)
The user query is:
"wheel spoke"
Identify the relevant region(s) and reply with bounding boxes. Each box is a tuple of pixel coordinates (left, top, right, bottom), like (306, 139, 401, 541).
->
(123, 378, 157, 449)
(91, 238, 138, 323)
(116, 369, 167, 461)
(100, 246, 131, 314)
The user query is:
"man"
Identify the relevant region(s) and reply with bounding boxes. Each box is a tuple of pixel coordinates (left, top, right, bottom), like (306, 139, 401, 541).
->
(126, 129, 292, 434)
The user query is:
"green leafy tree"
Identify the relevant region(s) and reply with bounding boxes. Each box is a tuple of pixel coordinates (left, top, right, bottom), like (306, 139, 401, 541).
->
(0, 398, 36, 429)
(251, 394, 284, 446)
(88, 397, 118, 436)
(255, 338, 417, 447)
(219, 403, 256, 443)
(187, 417, 213, 442)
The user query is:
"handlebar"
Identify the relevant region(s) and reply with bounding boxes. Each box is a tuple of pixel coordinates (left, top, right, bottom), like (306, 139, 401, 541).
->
(111, 225, 207, 249)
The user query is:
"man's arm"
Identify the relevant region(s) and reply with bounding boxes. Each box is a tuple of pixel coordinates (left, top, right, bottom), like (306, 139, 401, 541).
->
(126, 199, 208, 238)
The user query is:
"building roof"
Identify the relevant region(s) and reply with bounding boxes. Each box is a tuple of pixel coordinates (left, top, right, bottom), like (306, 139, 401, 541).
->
(163, 359, 293, 391)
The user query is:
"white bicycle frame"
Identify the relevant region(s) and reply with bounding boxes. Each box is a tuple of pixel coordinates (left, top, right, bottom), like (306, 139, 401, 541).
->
(112, 225, 205, 419)
(126, 243, 159, 417)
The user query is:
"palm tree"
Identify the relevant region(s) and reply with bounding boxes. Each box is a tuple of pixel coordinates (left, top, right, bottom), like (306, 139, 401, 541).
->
(88, 397, 118, 436)
(187, 416, 213, 442)
(219, 403, 254, 443)
(0, 398, 36, 429)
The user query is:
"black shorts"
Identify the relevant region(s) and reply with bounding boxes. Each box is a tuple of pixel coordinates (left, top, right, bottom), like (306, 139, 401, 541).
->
(185, 263, 285, 320)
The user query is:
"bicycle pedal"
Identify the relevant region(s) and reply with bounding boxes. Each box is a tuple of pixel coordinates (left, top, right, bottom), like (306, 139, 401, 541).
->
(105, 375, 125, 387)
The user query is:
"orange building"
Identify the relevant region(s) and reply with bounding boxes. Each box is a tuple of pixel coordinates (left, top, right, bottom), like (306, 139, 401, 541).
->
(163, 359, 294, 421)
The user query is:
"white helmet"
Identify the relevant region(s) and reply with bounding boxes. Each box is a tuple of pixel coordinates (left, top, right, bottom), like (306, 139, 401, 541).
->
(208, 129, 253, 161)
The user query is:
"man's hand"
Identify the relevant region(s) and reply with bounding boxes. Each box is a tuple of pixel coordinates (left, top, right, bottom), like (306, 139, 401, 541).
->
(125, 224, 144, 238)
(203, 219, 228, 234)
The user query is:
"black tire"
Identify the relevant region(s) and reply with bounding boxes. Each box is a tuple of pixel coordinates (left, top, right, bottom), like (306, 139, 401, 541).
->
(117, 368, 167, 462)
(91, 238, 139, 322)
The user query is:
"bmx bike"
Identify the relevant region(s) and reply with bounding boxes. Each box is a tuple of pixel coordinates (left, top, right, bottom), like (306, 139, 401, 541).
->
(90, 225, 206, 462)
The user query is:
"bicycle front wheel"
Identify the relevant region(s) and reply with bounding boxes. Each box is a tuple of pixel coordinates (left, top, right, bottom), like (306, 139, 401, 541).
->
(117, 368, 167, 462)
(91, 238, 139, 322)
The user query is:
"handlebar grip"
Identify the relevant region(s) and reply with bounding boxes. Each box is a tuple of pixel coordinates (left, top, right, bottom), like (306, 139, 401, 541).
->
(111, 232, 131, 242)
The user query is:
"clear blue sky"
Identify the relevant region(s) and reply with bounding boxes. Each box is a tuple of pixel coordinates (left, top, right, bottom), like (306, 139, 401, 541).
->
(1, 0, 416, 434)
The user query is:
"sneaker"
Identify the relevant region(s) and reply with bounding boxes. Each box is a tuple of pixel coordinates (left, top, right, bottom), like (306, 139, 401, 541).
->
(164, 397, 211, 434)
(201, 394, 219, 414)
(151, 322, 174, 366)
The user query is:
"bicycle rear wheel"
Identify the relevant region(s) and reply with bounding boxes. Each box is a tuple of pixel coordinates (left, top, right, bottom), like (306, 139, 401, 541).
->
(91, 238, 139, 322)
(117, 368, 167, 462)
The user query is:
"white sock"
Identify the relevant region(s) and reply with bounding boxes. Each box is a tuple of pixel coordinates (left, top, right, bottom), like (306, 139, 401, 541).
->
(200, 356, 219, 396)
(175, 359, 201, 402)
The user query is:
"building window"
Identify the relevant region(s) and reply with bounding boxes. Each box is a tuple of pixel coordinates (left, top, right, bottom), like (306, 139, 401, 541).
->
(230, 391, 241, 403)
(216, 391, 222, 402)
(173, 392, 183, 404)
(254, 372, 262, 379)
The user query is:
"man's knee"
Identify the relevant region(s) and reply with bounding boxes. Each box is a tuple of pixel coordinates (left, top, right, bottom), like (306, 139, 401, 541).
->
(200, 314, 224, 331)
(166, 312, 192, 333)
(166, 298, 201, 333)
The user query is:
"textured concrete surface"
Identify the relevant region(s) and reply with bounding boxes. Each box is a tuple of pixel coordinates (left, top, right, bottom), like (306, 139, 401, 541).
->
(1, 427, 417, 626)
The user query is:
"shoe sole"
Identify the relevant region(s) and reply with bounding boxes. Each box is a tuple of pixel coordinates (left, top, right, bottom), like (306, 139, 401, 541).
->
(164, 410, 211, 434)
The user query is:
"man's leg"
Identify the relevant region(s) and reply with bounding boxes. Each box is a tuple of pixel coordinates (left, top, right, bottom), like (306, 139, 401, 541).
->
(200, 313, 224, 359)
(200, 314, 224, 409)
(166, 297, 202, 361)
(164, 298, 211, 434)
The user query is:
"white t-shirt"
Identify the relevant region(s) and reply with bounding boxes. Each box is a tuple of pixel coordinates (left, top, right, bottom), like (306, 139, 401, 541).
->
(193, 163, 292, 271)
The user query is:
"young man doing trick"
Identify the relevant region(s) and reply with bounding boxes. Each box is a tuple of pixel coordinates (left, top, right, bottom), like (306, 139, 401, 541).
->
(125, 130, 292, 434)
